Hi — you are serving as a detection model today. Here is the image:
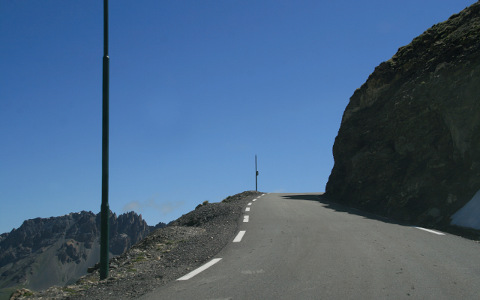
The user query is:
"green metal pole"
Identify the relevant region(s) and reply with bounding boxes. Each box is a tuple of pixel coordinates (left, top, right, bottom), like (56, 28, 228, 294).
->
(100, 0, 110, 281)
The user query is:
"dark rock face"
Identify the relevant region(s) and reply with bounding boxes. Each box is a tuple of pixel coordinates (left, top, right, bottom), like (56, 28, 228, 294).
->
(326, 2, 480, 227)
(0, 211, 164, 291)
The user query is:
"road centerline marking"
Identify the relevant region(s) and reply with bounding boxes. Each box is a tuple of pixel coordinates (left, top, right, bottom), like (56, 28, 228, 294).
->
(233, 230, 246, 242)
(248, 202, 252, 206)
(243, 215, 249, 222)
(177, 258, 222, 280)
(246, 207, 250, 212)
(414, 227, 445, 235)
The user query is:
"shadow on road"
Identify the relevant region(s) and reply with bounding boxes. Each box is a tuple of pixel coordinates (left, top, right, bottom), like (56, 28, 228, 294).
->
(281, 194, 480, 240)
(280, 194, 323, 202)
(281, 193, 404, 226)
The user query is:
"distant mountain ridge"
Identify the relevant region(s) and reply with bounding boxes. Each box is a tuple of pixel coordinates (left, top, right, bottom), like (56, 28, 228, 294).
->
(0, 210, 165, 295)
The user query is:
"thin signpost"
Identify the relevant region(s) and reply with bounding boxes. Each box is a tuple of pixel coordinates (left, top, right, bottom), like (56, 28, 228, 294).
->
(100, 0, 110, 280)
(255, 155, 258, 191)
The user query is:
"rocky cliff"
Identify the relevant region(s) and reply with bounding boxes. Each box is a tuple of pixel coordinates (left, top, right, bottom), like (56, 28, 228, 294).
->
(0, 211, 165, 293)
(326, 2, 480, 228)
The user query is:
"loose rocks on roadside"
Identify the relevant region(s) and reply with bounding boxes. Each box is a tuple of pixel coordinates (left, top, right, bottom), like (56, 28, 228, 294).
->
(13, 191, 262, 300)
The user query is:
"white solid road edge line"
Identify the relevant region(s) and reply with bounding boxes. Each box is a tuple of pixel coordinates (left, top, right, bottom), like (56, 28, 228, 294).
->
(233, 230, 246, 242)
(414, 227, 445, 236)
(177, 258, 222, 281)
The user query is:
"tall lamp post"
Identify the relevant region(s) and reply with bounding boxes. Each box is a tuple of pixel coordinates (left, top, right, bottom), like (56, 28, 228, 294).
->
(100, 0, 110, 280)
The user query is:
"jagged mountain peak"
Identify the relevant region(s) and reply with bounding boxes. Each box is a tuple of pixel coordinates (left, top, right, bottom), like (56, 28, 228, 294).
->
(0, 210, 165, 293)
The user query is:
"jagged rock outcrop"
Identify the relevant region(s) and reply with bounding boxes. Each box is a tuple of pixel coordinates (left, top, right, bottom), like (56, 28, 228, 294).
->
(0, 211, 165, 293)
(326, 2, 480, 228)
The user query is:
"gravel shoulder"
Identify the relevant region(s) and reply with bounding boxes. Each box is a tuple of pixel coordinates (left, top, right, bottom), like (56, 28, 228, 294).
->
(12, 191, 262, 300)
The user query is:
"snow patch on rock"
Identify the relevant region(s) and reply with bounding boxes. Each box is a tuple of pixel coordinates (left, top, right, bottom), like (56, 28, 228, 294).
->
(451, 189, 480, 230)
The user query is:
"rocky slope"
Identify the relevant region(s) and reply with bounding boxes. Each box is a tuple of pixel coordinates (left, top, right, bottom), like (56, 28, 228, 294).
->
(326, 2, 480, 229)
(9, 191, 261, 300)
(0, 211, 165, 296)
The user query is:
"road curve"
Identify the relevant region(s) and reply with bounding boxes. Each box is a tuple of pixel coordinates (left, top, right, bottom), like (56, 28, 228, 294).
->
(141, 193, 480, 299)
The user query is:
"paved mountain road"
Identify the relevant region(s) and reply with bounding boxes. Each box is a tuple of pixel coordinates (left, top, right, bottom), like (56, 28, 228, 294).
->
(141, 193, 480, 299)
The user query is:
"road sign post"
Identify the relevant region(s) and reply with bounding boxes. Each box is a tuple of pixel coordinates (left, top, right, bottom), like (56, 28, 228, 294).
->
(255, 155, 258, 191)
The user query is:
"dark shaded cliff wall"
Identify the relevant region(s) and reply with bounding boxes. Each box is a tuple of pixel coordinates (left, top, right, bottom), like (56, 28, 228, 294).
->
(326, 2, 480, 227)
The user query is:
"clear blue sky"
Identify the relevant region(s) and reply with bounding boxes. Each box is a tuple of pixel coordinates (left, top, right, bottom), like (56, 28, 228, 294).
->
(1, 0, 476, 234)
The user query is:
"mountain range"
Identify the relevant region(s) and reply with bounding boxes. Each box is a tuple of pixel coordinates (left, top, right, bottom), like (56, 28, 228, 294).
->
(0, 210, 165, 297)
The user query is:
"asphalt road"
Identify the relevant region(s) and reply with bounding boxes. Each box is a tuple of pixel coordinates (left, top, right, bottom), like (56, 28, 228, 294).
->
(141, 193, 480, 299)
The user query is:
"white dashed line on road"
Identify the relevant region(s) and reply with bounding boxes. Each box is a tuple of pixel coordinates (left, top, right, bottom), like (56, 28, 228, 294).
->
(243, 215, 249, 222)
(246, 207, 250, 212)
(177, 258, 222, 280)
(233, 230, 246, 242)
(247, 202, 252, 206)
(414, 227, 445, 235)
